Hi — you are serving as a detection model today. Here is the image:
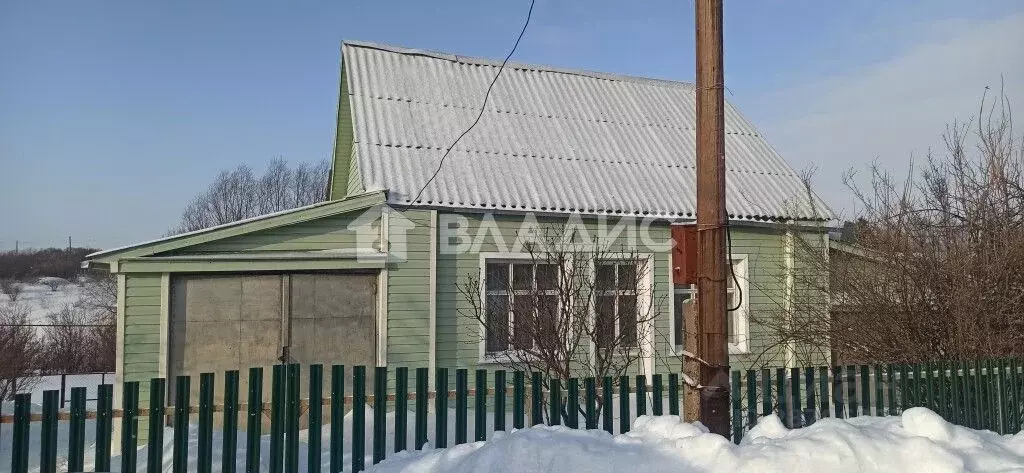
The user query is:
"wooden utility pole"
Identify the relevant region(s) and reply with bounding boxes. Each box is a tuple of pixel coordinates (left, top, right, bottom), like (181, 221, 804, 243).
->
(694, 0, 730, 436)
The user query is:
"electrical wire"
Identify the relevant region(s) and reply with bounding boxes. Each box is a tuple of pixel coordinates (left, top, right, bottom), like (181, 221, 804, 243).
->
(726, 224, 744, 312)
(409, 0, 536, 205)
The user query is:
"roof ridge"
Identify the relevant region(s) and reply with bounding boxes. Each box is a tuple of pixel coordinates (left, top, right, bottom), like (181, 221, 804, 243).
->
(342, 39, 696, 91)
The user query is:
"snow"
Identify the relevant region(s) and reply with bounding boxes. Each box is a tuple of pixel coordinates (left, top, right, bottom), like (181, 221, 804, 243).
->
(369, 408, 1024, 473)
(0, 282, 90, 325)
(4, 407, 1024, 472)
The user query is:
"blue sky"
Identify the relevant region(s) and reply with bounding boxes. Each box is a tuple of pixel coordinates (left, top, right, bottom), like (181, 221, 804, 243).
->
(1, 0, 1022, 250)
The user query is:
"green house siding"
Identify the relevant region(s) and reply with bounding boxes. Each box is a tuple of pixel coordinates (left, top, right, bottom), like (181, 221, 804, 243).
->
(167, 212, 376, 255)
(434, 213, 675, 375)
(385, 209, 433, 367)
(123, 273, 162, 389)
(432, 213, 828, 374)
(329, 65, 355, 200)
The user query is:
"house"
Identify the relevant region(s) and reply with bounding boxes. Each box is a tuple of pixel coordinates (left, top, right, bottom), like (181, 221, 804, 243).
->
(86, 41, 832, 400)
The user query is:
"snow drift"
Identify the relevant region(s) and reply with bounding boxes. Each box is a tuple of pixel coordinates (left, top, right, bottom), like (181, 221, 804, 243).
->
(368, 408, 1024, 473)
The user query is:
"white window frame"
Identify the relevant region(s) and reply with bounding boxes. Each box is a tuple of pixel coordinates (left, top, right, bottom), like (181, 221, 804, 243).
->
(477, 252, 559, 363)
(588, 254, 655, 369)
(670, 255, 750, 355)
(728, 255, 750, 354)
(592, 259, 642, 350)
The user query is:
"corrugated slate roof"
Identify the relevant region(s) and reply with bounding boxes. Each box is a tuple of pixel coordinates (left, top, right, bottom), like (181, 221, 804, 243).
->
(342, 40, 831, 222)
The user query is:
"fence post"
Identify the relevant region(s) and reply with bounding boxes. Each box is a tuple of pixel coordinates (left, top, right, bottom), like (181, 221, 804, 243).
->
(833, 366, 845, 419)
(372, 366, 387, 464)
(564, 378, 578, 429)
(246, 367, 264, 473)
(494, 370, 507, 432)
(585, 377, 597, 429)
(146, 378, 164, 473)
(309, 364, 324, 473)
(455, 369, 468, 443)
(352, 365, 366, 473)
(11, 393, 30, 473)
(415, 367, 429, 449)
(68, 387, 87, 472)
(330, 365, 344, 472)
(731, 371, 742, 443)
(762, 369, 773, 418)
(790, 368, 802, 428)
(634, 375, 647, 417)
(818, 367, 830, 419)
(602, 377, 614, 434)
(873, 365, 884, 417)
(513, 371, 526, 430)
(435, 368, 448, 448)
(776, 368, 787, 425)
(549, 378, 561, 426)
(95, 384, 113, 472)
(846, 365, 858, 418)
(746, 370, 758, 428)
(395, 366, 408, 452)
(198, 373, 214, 473)
(223, 370, 240, 473)
(951, 362, 962, 427)
(286, 364, 300, 473)
(41, 390, 58, 473)
(860, 365, 871, 417)
(123, 382, 142, 473)
(475, 369, 487, 440)
(172, 376, 190, 473)
(669, 373, 681, 417)
(618, 376, 630, 433)
(531, 372, 544, 426)
(269, 365, 284, 473)
(886, 365, 896, 417)
(649, 375, 661, 416)
(804, 367, 816, 426)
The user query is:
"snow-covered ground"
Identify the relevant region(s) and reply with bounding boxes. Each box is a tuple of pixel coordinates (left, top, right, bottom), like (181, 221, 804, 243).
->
(3, 407, 1023, 472)
(371, 408, 1024, 473)
(0, 282, 89, 325)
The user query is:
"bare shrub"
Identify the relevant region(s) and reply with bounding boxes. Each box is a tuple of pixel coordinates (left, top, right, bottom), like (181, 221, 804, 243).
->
(0, 303, 42, 400)
(0, 278, 23, 302)
(753, 87, 1024, 365)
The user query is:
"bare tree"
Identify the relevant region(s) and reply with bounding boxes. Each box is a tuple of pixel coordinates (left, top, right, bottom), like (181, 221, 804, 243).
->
(751, 87, 1024, 365)
(42, 305, 97, 374)
(0, 278, 23, 302)
(0, 303, 42, 400)
(175, 157, 331, 233)
(459, 229, 663, 424)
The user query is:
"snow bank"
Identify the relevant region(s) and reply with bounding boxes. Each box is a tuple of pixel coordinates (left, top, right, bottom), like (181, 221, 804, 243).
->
(369, 408, 1024, 473)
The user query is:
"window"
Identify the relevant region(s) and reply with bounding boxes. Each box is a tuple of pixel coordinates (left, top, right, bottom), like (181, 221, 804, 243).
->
(484, 260, 558, 354)
(672, 257, 749, 354)
(594, 261, 639, 349)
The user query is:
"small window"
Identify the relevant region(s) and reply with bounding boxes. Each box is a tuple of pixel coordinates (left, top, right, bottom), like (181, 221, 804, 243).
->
(484, 260, 558, 355)
(595, 261, 640, 349)
(673, 257, 749, 353)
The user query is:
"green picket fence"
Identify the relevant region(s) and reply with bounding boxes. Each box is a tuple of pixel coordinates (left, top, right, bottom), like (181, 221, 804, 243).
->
(2, 366, 684, 473)
(728, 359, 1024, 442)
(5, 359, 1023, 472)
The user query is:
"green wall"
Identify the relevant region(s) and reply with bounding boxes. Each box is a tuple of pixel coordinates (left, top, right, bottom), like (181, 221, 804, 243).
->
(123, 273, 162, 404)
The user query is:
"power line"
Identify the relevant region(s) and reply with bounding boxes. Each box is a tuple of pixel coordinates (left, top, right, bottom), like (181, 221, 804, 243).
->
(409, 0, 536, 205)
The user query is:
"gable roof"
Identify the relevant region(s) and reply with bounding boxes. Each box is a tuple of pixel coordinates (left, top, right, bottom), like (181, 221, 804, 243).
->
(86, 191, 385, 263)
(340, 40, 831, 222)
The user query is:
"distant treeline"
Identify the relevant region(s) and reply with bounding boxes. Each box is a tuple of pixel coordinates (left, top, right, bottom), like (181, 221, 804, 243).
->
(0, 248, 99, 281)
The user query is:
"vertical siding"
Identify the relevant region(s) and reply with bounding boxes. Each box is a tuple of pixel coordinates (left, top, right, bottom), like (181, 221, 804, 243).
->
(329, 66, 355, 199)
(386, 209, 433, 367)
